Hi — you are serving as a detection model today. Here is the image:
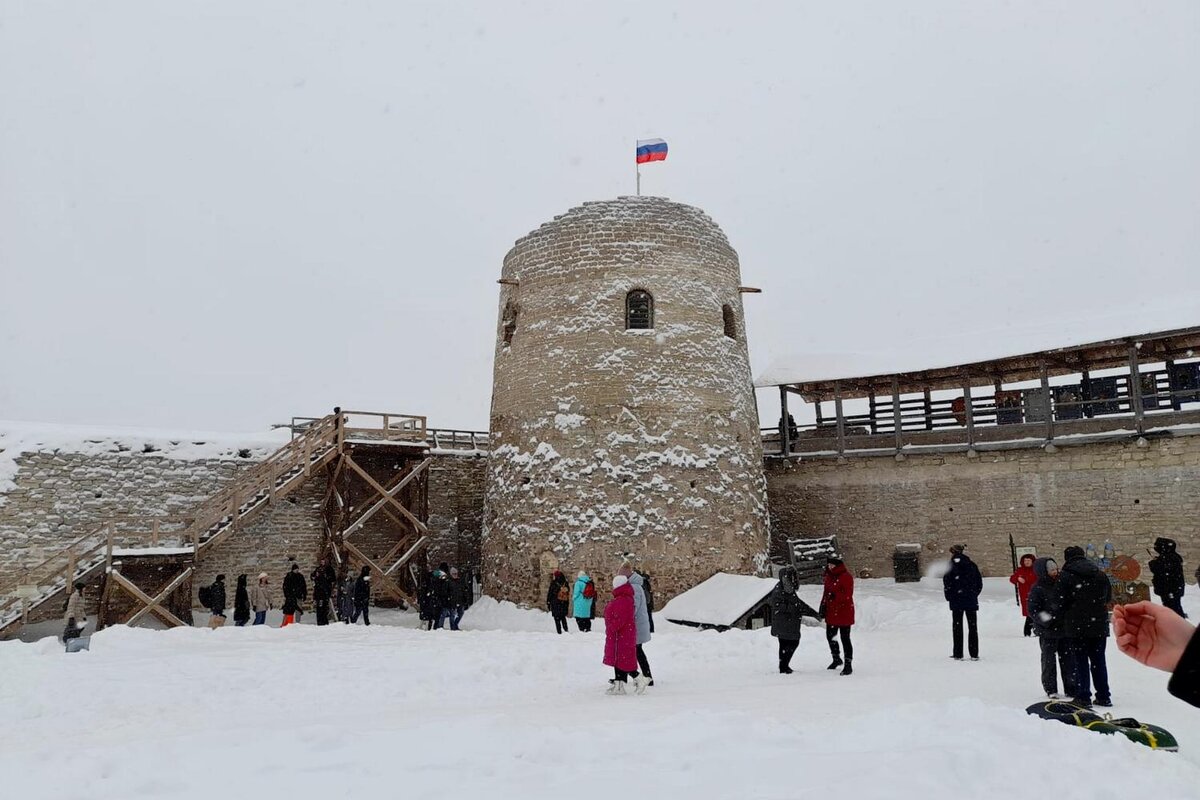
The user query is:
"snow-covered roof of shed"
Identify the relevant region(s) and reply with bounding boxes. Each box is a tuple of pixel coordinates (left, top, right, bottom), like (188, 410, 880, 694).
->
(660, 572, 777, 628)
(755, 294, 1200, 389)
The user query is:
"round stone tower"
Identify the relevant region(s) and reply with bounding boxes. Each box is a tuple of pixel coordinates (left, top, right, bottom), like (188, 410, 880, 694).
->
(481, 196, 769, 606)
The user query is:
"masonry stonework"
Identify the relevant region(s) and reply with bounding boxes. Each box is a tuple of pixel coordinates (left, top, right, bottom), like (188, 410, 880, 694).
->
(481, 197, 770, 606)
(426, 453, 487, 572)
(766, 433, 1200, 578)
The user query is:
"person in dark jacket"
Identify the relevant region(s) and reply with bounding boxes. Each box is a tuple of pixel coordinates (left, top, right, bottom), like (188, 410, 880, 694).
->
(770, 567, 805, 674)
(207, 575, 228, 624)
(943, 545, 983, 660)
(282, 563, 307, 626)
(640, 570, 655, 634)
(547, 570, 571, 634)
(448, 566, 471, 630)
(1114, 600, 1200, 708)
(352, 565, 371, 625)
(1027, 557, 1075, 698)
(311, 558, 335, 626)
(417, 569, 437, 630)
(233, 574, 251, 627)
(821, 557, 855, 676)
(1149, 537, 1186, 618)
(432, 568, 453, 630)
(1052, 546, 1113, 707)
(337, 570, 355, 624)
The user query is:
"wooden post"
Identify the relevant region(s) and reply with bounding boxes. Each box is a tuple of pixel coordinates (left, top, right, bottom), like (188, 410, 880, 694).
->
(815, 398, 825, 428)
(868, 390, 878, 434)
(335, 406, 345, 451)
(923, 388, 934, 430)
(192, 526, 200, 555)
(1166, 359, 1181, 411)
(105, 521, 115, 574)
(65, 546, 78, 592)
(303, 436, 313, 475)
(382, 414, 390, 441)
(151, 520, 160, 547)
(892, 376, 903, 453)
(963, 381, 976, 448)
(834, 382, 846, 456)
(231, 489, 241, 532)
(1040, 363, 1055, 443)
(1081, 369, 1092, 418)
(778, 385, 791, 455)
(1129, 344, 1145, 434)
(269, 462, 277, 504)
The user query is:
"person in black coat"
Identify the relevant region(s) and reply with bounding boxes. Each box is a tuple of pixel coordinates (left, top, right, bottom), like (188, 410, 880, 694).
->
(1149, 537, 1187, 618)
(640, 570, 656, 634)
(282, 563, 307, 625)
(352, 565, 372, 625)
(770, 567, 805, 674)
(1027, 558, 1075, 698)
(208, 575, 228, 619)
(233, 574, 251, 627)
(547, 570, 571, 634)
(311, 558, 336, 626)
(943, 545, 983, 660)
(1052, 546, 1113, 707)
(431, 568, 453, 629)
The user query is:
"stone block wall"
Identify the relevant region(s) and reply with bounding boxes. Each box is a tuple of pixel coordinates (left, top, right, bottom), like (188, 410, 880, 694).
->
(766, 433, 1200, 579)
(426, 452, 487, 573)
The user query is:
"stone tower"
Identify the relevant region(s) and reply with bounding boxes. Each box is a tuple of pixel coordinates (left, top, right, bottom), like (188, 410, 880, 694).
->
(481, 196, 769, 606)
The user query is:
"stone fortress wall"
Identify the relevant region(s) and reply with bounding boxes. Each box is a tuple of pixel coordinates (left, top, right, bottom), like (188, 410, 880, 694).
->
(481, 197, 771, 606)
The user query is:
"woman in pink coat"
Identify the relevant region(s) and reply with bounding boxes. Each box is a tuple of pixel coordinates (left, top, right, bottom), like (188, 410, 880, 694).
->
(604, 575, 647, 694)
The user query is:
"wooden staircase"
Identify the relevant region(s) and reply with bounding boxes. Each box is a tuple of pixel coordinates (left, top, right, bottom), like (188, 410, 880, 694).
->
(0, 410, 430, 639)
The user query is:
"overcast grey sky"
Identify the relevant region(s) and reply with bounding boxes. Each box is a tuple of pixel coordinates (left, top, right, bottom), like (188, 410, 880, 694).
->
(2, 1, 1197, 433)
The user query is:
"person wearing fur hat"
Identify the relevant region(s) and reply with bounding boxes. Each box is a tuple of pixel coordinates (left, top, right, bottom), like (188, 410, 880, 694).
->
(821, 556, 855, 675)
(619, 562, 654, 685)
(251, 573, 272, 626)
(547, 569, 571, 634)
(943, 544, 982, 660)
(604, 574, 646, 694)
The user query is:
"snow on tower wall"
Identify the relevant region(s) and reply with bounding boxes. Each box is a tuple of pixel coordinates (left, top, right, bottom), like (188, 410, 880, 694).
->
(481, 197, 770, 607)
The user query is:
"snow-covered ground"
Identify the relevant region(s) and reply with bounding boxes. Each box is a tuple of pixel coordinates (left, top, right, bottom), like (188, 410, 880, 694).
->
(4, 578, 1199, 800)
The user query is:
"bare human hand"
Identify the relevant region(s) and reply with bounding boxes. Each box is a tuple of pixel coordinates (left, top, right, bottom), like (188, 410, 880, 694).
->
(1113, 601, 1195, 673)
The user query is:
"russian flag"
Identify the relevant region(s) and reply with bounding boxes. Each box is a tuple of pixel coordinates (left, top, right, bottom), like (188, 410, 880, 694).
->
(636, 138, 668, 164)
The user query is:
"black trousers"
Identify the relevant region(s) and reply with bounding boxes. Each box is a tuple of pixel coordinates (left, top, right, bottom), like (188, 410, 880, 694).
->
(826, 625, 853, 659)
(315, 598, 330, 626)
(1039, 636, 1076, 696)
(575, 617, 592, 632)
(778, 638, 799, 671)
(636, 644, 652, 678)
(1163, 596, 1187, 618)
(352, 601, 370, 625)
(553, 614, 568, 634)
(614, 667, 640, 683)
(951, 609, 979, 659)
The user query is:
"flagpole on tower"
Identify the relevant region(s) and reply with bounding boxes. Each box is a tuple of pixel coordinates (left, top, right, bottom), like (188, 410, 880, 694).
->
(636, 142, 641, 196)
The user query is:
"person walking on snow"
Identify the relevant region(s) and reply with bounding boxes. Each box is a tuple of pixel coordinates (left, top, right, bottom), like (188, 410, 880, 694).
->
(337, 570, 355, 624)
(603, 574, 646, 694)
(1026, 557, 1076, 699)
(821, 556, 855, 675)
(547, 570, 571, 634)
(206, 574, 228, 628)
(621, 563, 655, 686)
(944, 545, 983, 660)
(63, 582, 86, 642)
(1010, 553, 1038, 637)
(769, 567, 805, 674)
(448, 566, 470, 630)
(233, 574, 251, 627)
(352, 565, 372, 625)
(311, 558, 335, 626)
(1149, 537, 1187, 618)
(432, 567, 454, 630)
(573, 570, 595, 632)
(1052, 545, 1113, 708)
(282, 563, 307, 627)
(251, 573, 272, 626)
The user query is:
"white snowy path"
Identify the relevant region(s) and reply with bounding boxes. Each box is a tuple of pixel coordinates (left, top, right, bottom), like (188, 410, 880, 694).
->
(3, 578, 1200, 800)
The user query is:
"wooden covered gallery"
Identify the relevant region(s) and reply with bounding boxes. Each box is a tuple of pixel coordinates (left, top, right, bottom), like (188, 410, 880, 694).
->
(761, 325, 1200, 458)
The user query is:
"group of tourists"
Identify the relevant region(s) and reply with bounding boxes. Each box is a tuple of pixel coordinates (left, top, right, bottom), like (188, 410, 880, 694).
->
(200, 558, 376, 628)
(769, 556, 856, 676)
(417, 562, 474, 630)
(545, 569, 604, 633)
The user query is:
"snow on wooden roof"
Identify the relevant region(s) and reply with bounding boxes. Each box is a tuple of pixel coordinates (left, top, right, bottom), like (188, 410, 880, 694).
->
(660, 572, 778, 628)
(755, 295, 1200, 395)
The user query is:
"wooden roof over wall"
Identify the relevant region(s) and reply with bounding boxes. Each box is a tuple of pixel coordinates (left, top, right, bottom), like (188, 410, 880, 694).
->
(784, 325, 1200, 402)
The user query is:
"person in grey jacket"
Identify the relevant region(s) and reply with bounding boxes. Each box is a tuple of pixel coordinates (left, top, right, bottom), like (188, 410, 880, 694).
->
(770, 567, 804, 674)
(63, 582, 86, 641)
(251, 573, 272, 626)
(620, 563, 654, 687)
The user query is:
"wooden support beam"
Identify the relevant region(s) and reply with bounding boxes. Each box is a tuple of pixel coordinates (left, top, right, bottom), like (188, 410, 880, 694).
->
(868, 391, 878, 435)
(343, 456, 429, 534)
(385, 535, 429, 576)
(1040, 363, 1055, 442)
(341, 458, 431, 540)
(1166, 358, 1181, 411)
(778, 385, 791, 455)
(1129, 344, 1145, 434)
(892, 376, 903, 453)
(109, 570, 189, 628)
(923, 388, 933, 431)
(834, 382, 846, 456)
(963, 381, 975, 448)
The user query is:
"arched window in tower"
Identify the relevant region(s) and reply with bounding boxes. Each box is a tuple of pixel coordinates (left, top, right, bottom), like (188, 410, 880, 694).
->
(626, 290, 654, 330)
(502, 301, 518, 347)
(722, 303, 737, 340)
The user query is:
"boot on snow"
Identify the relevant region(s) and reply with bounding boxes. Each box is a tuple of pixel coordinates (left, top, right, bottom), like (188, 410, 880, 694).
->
(605, 681, 627, 695)
(827, 657, 843, 671)
(840, 658, 852, 676)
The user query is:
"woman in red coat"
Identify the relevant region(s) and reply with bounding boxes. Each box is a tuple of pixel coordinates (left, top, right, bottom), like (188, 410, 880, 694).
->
(821, 557, 855, 676)
(1009, 553, 1037, 637)
(603, 575, 645, 694)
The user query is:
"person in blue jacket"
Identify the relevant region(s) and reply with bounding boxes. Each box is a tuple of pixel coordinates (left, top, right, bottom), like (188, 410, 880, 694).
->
(572, 570, 595, 632)
(943, 544, 983, 660)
